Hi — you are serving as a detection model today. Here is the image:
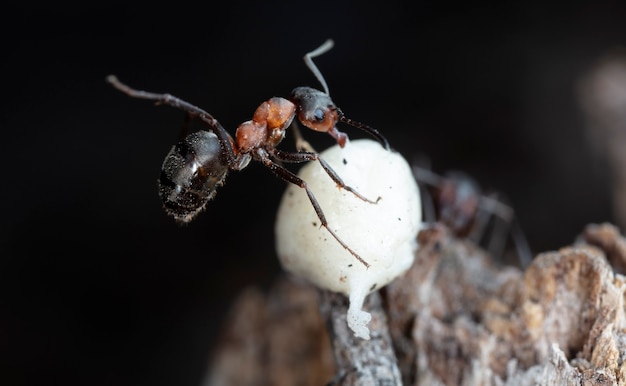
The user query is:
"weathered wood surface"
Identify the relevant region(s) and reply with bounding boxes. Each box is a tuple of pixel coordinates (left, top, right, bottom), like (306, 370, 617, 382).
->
(204, 223, 626, 386)
(319, 289, 402, 385)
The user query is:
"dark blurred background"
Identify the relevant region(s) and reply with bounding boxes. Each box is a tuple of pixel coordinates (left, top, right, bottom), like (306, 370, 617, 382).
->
(2, 2, 626, 385)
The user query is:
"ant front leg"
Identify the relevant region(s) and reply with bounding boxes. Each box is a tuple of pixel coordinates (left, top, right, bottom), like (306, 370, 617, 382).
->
(272, 149, 380, 204)
(259, 153, 370, 268)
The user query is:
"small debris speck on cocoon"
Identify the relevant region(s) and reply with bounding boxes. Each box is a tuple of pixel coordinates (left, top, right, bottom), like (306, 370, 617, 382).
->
(275, 139, 422, 339)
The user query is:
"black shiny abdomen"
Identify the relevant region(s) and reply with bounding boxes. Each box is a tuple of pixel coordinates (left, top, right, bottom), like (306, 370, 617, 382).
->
(158, 130, 229, 222)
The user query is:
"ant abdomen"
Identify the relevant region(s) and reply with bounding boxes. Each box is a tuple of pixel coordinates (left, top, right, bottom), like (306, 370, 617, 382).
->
(107, 39, 390, 267)
(158, 130, 230, 223)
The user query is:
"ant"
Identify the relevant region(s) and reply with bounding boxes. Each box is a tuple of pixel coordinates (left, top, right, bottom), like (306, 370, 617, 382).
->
(107, 39, 389, 268)
(413, 165, 533, 268)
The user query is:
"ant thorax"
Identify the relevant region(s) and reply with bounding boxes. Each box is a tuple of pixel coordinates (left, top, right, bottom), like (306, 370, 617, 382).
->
(108, 39, 420, 341)
(235, 97, 295, 153)
(107, 38, 391, 268)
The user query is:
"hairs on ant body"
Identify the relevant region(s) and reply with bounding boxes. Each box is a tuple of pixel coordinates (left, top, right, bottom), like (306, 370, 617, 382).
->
(107, 39, 389, 268)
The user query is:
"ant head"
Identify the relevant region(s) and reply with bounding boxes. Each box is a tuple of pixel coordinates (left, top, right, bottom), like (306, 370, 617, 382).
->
(290, 86, 347, 147)
(290, 86, 339, 133)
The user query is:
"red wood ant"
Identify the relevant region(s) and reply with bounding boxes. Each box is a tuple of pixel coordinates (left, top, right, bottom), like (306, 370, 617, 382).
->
(413, 165, 533, 267)
(107, 39, 389, 268)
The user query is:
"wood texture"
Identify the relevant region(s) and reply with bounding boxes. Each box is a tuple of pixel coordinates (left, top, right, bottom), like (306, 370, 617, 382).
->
(204, 223, 626, 386)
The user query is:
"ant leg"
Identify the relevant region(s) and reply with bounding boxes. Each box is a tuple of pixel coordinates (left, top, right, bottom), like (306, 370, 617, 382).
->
(484, 213, 509, 260)
(272, 149, 380, 204)
(261, 155, 370, 268)
(510, 218, 533, 268)
(497, 215, 532, 268)
(106, 75, 240, 165)
(412, 165, 443, 226)
(316, 157, 380, 204)
(479, 194, 515, 223)
(477, 194, 532, 267)
(418, 183, 438, 226)
(467, 201, 493, 245)
(474, 193, 512, 252)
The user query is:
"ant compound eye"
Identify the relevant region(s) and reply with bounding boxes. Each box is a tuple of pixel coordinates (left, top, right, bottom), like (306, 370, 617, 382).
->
(313, 108, 326, 122)
(302, 106, 338, 133)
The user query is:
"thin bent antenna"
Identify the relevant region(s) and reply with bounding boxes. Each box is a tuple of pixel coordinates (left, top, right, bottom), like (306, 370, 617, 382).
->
(304, 39, 335, 95)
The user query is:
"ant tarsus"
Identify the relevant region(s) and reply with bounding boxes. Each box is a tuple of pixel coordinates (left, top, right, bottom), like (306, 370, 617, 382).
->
(107, 39, 389, 268)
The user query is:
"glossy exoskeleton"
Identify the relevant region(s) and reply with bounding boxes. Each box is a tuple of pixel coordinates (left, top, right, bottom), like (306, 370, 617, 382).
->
(107, 39, 389, 267)
(158, 131, 232, 222)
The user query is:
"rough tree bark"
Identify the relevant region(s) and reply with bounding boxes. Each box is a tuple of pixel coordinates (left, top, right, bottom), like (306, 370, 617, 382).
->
(203, 223, 626, 386)
(319, 290, 402, 385)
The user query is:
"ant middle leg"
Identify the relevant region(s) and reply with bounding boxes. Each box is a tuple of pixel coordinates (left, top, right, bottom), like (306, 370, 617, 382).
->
(272, 149, 380, 204)
(261, 156, 370, 268)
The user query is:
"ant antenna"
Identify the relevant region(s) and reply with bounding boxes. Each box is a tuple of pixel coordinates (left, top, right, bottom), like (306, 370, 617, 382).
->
(303, 39, 390, 151)
(338, 113, 390, 150)
(293, 39, 391, 151)
(108, 41, 392, 267)
(304, 39, 334, 95)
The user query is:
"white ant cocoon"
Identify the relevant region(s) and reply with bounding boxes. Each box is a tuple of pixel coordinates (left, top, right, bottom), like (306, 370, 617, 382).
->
(275, 139, 422, 339)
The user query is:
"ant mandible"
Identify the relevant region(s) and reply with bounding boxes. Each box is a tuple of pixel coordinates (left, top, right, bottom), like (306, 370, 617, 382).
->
(107, 39, 389, 268)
